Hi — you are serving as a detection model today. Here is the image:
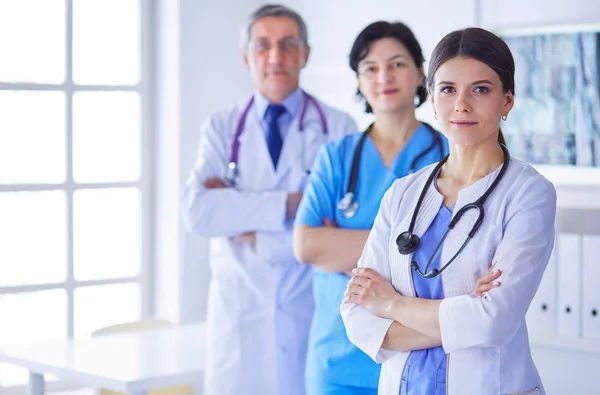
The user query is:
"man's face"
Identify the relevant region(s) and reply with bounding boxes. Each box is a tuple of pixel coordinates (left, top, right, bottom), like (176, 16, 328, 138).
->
(243, 16, 310, 102)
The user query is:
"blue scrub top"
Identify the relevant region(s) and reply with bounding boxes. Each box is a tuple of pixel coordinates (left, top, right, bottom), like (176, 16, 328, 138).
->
(295, 124, 448, 389)
(400, 177, 452, 395)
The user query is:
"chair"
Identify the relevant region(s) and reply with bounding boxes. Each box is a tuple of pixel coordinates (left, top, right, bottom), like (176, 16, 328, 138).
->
(91, 319, 194, 395)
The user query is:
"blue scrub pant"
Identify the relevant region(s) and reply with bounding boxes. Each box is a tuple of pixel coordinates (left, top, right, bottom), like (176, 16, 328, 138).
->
(306, 378, 378, 395)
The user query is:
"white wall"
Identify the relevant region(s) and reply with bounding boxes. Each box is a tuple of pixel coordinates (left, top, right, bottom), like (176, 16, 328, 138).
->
(481, 0, 600, 29)
(153, 0, 257, 324)
(154, 0, 600, 393)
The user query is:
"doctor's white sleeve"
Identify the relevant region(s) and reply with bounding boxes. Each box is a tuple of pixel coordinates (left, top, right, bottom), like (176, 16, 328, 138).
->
(254, 224, 296, 263)
(438, 177, 557, 353)
(181, 115, 288, 238)
(340, 184, 397, 363)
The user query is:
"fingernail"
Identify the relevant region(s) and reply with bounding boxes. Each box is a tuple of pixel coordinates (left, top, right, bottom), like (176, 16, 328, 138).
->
(493, 268, 501, 274)
(492, 281, 501, 286)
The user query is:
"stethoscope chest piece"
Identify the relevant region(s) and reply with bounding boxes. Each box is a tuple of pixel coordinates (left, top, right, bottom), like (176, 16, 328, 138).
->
(225, 161, 239, 187)
(338, 192, 359, 218)
(396, 231, 420, 254)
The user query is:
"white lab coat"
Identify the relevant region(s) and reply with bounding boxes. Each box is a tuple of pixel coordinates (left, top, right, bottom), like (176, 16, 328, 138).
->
(341, 158, 556, 395)
(182, 94, 357, 395)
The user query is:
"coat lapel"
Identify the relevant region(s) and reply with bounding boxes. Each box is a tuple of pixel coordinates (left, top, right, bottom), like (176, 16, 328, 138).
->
(274, 110, 325, 185)
(237, 113, 276, 188)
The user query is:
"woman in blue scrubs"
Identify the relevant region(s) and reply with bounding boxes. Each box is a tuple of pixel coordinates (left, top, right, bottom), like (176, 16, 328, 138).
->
(293, 21, 493, 395)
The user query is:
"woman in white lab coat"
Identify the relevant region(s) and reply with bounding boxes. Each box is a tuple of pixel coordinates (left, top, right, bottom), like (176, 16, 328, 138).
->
(341, 27, 556, 395)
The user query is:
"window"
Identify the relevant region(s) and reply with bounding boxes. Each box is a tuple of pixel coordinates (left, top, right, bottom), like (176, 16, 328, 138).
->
(0, 0, 151, 388)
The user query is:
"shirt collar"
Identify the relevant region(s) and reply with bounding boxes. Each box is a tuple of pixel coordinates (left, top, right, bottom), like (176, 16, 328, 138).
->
(253, 87, 303, 120)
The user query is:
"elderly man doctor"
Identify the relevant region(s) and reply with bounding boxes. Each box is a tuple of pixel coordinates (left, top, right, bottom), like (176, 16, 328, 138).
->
(181, 4, 357, 395)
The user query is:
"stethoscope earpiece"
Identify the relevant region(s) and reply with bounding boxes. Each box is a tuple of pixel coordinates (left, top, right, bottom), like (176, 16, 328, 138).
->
(396, 231, 420, 255)
(411, 260, 439, 278)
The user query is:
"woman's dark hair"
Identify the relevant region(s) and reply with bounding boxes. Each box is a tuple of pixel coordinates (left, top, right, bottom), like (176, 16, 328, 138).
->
(349, 21, 427, 113)
(427, 27, 514, 145)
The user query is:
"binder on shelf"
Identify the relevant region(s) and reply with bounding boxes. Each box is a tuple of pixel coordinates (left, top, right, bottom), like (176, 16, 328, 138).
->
(556, 233, 582, 338)
(527, 241, 557, 337)
(582, 235, 600, 340)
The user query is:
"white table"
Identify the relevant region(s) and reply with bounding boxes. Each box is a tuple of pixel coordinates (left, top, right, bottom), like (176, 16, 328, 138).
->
(0, 323, 207, 395)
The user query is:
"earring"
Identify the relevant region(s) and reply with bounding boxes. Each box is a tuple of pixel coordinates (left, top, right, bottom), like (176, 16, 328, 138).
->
(502, 114, 508, 121)
(433, 113, 438, 120)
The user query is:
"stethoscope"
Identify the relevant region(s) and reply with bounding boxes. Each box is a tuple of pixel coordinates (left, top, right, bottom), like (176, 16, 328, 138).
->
(337, 122, 445, 218)
(225, 91, 328, 187)
(396, 143, 510, 278)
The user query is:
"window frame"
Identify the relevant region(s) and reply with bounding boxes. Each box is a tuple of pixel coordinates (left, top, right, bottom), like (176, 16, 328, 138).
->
(0, 0, 154, 389)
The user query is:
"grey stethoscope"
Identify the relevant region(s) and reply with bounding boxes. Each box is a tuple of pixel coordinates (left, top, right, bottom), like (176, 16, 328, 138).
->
(396, 143, 510, 278)
(225, 91, 328, 187)
(337, 122, 446, 218)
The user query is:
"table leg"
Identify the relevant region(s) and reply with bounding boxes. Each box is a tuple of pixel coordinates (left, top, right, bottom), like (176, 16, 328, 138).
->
(27, 372, 45, 395)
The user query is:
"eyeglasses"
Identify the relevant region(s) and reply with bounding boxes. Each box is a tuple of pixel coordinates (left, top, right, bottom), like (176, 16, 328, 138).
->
(358, 61, 410, 80)
(248, 37, 303, 53)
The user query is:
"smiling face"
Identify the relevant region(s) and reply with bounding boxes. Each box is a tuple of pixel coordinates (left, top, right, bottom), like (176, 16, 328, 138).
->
(357, 37, 424, 115)
(431, 57, 514, 147)
(242, 16, 310, 103)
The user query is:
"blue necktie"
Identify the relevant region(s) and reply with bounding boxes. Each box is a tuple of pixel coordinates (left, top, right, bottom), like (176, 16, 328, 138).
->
(264, 104, 286, 169)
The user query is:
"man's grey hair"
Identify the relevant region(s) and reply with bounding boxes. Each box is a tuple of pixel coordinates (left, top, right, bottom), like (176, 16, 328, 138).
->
(240, 4, 309, 49)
